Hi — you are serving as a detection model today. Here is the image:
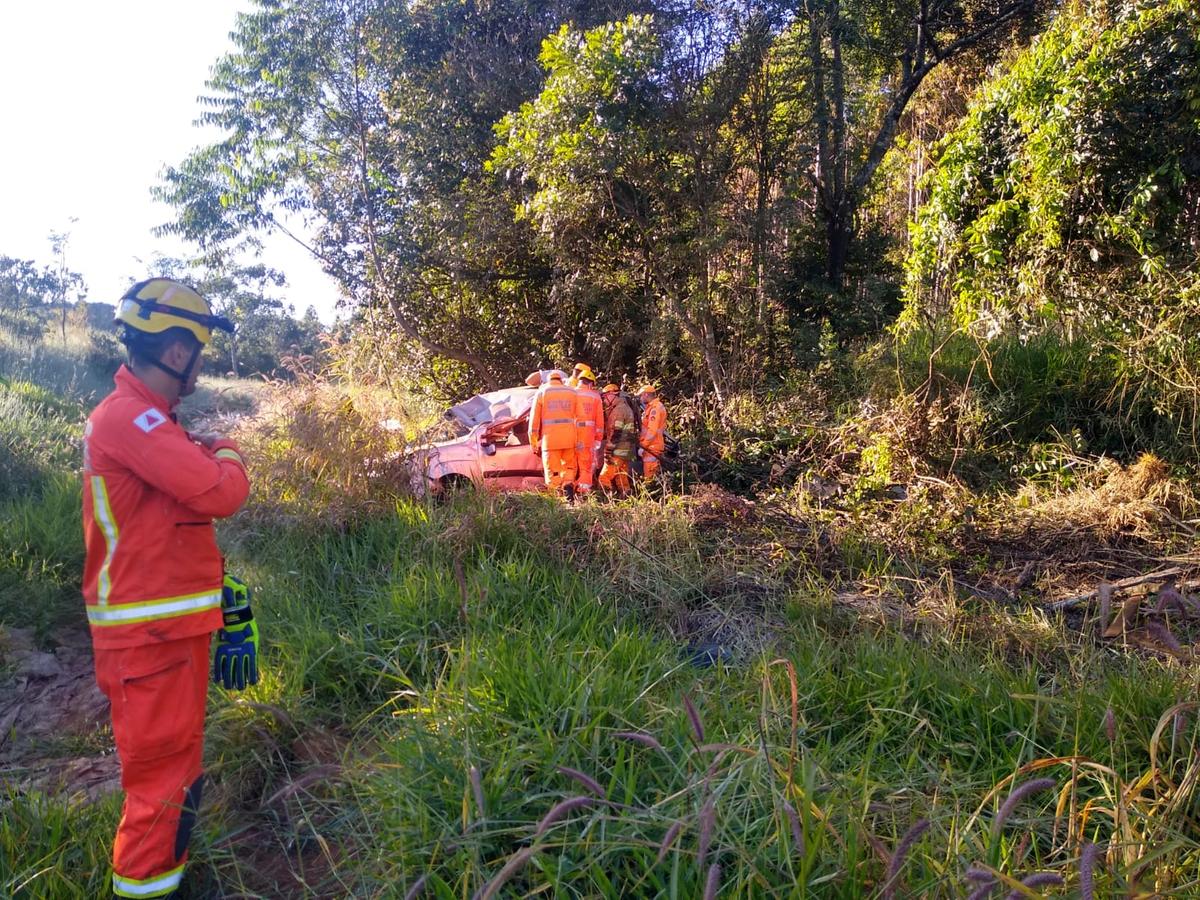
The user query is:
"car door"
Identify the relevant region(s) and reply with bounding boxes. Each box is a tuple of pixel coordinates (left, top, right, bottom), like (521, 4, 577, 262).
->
(479, 414, 544, 491)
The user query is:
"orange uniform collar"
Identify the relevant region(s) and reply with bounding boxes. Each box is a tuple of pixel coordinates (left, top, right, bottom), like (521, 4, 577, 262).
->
(114, 364, 180, 414)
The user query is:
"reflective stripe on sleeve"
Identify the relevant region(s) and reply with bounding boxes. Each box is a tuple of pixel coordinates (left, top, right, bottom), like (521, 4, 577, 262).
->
(113, 863, 185, 897)
(88, 591, 221, 627)
(214, 448, 244, 465)
(90, 476, 120, 606)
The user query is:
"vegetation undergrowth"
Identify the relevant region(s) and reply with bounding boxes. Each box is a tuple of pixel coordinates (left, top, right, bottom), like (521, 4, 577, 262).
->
(5, 360, 1200, 897)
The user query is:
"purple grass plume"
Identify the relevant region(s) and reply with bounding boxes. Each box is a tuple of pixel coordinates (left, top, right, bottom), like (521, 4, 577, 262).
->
(534, 796, 593, 839)
(683, 692, 706, 744)
(1103, 708, 1116, 744)
(1147, 620, 1184, 656)
(615, 731, 665, 753)
(656, 820, 684, 864)
(881, 819, 930, 900)
(992, 778, 1056, 838)
(1097, 583, 1112, 636)
(697, 797, 716, 870)
(470, 766, 485, 820)
(703, 863, 722, 900)
(403, 874, 429, 900)
(783, 800, 805, 855)
(1080, 841, 1100, 900)
(965, 866, 996, 884)
(556, 765, 605, 797)
(1004, 872, 1062, 899)
(473, 847, 535, 900)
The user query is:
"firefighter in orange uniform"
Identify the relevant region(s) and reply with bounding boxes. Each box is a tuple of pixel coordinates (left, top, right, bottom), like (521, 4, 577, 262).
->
(572, 364, 604, 496)
(529, 369, 579, 500)
(638, 384, 667, 482)
(83, 278, 255, 899)
(598, 384, 638, 497)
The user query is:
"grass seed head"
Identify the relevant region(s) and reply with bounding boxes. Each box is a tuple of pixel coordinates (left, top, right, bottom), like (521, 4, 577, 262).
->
(615, 730, 665, 753)
(1147, 620, 1184, 656)
(534, 795, 593, 839)
(1080, 842, 1100, 900)
(703, 862, 722, 900)
(882, 818, 930, 899)
(684, 692, 705, 744)
(698, 797, 716, 870)
(965, 867, 996, 884)
(404, 874, 429, 900)
(656, 820, 684, 864)
(1097, 583, 1112, 636)
(474, 847, 535, 900)
(993, 778, 1056, 837)
(470, 765, 485, 819)
(1004, 872, 1062, 899)
(783, 800, 804, 855)
(556, 765, 604, 797)
(1103, 707, 1116, 743)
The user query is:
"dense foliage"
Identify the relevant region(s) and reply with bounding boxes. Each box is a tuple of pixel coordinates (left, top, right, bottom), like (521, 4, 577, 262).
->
(159, 0, 1039, 397)
(905, 0, 1200, 429)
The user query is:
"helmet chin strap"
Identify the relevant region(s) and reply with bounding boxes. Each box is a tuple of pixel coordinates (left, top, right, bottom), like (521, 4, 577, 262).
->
(134, 341, 202, 388)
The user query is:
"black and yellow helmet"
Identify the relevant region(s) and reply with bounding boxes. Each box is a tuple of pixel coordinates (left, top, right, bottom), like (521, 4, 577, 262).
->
(116, 278, 233, 346)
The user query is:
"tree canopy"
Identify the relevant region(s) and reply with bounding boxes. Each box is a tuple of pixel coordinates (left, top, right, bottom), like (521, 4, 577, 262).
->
(159, 0, 1053, 397)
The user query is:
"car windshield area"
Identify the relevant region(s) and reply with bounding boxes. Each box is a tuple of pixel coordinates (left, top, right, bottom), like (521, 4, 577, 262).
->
(482, 414, 530, 446)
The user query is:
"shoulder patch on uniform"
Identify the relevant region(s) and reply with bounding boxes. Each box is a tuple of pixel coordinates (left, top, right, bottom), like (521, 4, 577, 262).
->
(133, 407, 168, 434)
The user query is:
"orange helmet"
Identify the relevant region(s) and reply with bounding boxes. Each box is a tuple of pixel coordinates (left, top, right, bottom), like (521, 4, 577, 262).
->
(602, 383, 620, 393)
(637, 383, 657, 396)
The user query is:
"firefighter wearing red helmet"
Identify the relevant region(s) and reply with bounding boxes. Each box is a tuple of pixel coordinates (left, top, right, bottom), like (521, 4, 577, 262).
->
(84, 278, 257, 898)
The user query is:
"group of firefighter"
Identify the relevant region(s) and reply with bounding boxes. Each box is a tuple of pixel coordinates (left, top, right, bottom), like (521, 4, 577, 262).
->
(526, 362, 668, 501)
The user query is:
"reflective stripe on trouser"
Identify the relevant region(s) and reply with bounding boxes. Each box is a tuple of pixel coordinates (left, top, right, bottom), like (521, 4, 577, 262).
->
(95, 633, 211, 898)
(541, 447, 577, 492)
(599, 457, 632, 494)
(642, 452, 660, 481)
(575, 442, 598, 491)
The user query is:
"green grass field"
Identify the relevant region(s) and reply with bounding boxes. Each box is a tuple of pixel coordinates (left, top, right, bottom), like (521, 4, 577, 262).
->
(3, 327, 1200, 897)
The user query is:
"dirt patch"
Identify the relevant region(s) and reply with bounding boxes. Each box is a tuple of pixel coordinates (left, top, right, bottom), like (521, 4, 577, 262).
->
(0, 624, 118, 799)
(685, 483, 759, 529)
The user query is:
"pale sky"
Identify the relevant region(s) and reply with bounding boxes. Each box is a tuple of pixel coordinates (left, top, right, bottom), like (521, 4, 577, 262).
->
(0, 1, 343, 323)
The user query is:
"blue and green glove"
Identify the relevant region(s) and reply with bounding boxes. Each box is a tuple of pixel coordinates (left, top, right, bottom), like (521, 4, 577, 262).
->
(213, 573, 260, 691)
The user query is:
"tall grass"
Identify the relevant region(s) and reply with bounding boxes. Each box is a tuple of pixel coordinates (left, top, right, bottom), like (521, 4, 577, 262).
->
(4, 329, 1200, 897)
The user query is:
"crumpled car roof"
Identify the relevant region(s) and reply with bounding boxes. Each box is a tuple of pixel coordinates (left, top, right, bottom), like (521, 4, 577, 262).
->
(446, 386, 537, 429)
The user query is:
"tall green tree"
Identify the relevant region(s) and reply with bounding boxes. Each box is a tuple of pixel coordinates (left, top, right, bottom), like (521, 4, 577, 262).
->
(777, 0, 1040, 335)
(158, 0, 652, 393)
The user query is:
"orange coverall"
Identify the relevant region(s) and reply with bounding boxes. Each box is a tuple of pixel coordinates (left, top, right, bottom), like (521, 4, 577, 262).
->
(82, 365, 249, 898)
(573, 385, 604, 494)
(529, 377, 578, 493)
(640, 397, 667, 481)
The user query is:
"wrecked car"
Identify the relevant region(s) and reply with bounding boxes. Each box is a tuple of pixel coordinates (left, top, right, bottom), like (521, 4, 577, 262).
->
(408, 384, 680, 497)
(408, 386, 546, 496)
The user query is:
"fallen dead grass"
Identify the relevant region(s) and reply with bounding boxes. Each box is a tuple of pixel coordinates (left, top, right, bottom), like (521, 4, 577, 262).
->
(1025, 453, 1194, 543)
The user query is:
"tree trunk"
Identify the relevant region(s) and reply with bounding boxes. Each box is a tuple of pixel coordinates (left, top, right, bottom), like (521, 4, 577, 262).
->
(824, 204, 852, 289)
